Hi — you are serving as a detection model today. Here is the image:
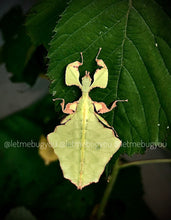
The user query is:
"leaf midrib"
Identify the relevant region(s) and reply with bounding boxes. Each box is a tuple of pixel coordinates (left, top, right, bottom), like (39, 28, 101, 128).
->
(111, 0, 136, 140)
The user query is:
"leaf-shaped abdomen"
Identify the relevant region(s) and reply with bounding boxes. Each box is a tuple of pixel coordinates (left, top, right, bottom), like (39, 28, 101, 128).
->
(47, 110, 121, 189)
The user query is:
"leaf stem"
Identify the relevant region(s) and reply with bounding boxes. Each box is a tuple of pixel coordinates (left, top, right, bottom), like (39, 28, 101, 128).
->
(97, 159, 120, 220)
(96, 158, 171, 219)
(119, 158, 171, 169)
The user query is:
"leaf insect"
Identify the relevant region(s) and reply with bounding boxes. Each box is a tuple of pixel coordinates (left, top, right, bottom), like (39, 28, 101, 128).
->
(47, 48, 128, 189)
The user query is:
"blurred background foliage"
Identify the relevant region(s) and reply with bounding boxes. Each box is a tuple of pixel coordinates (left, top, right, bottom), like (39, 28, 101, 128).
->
(0, 0, 171, 219)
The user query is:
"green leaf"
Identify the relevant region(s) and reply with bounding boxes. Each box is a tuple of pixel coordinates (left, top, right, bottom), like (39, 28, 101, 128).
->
(47, 0, 171, 155)
(26, 0, 69, 48)
(0, 6, 40, 85)
(4, 207, 37, 220)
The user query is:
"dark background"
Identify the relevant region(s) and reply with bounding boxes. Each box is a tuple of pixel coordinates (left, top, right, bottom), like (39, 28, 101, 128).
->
(0, 0, 171, 220)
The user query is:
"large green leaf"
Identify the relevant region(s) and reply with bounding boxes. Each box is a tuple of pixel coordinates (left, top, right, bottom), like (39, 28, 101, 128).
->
(47, 0, 171, 155)
(26, 0, 69, 48)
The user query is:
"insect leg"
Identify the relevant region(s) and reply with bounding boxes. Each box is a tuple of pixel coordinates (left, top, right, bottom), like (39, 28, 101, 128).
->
(93, 99, 128, 114)
(53, 98, 78, 114)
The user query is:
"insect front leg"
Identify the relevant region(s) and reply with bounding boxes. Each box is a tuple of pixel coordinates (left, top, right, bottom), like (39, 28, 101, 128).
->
(65, 52, 83, 88)
(89, 48, 108, 90)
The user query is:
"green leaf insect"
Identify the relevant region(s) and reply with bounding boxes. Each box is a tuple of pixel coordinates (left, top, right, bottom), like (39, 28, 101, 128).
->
(47, 48, 128, 189)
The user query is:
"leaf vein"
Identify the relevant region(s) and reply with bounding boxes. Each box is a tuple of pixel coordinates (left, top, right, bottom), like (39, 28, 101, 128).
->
(123, 65, 149, 140)
(54, 0, 126, 53)
(111, 0, 132, 130)
(132, 6, 170, 75)
(126, 36, 167, 128)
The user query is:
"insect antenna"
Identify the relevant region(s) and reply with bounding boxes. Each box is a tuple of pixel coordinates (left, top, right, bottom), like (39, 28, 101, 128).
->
(80, 52, 83, 64)
(95, 48, 102, 60)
